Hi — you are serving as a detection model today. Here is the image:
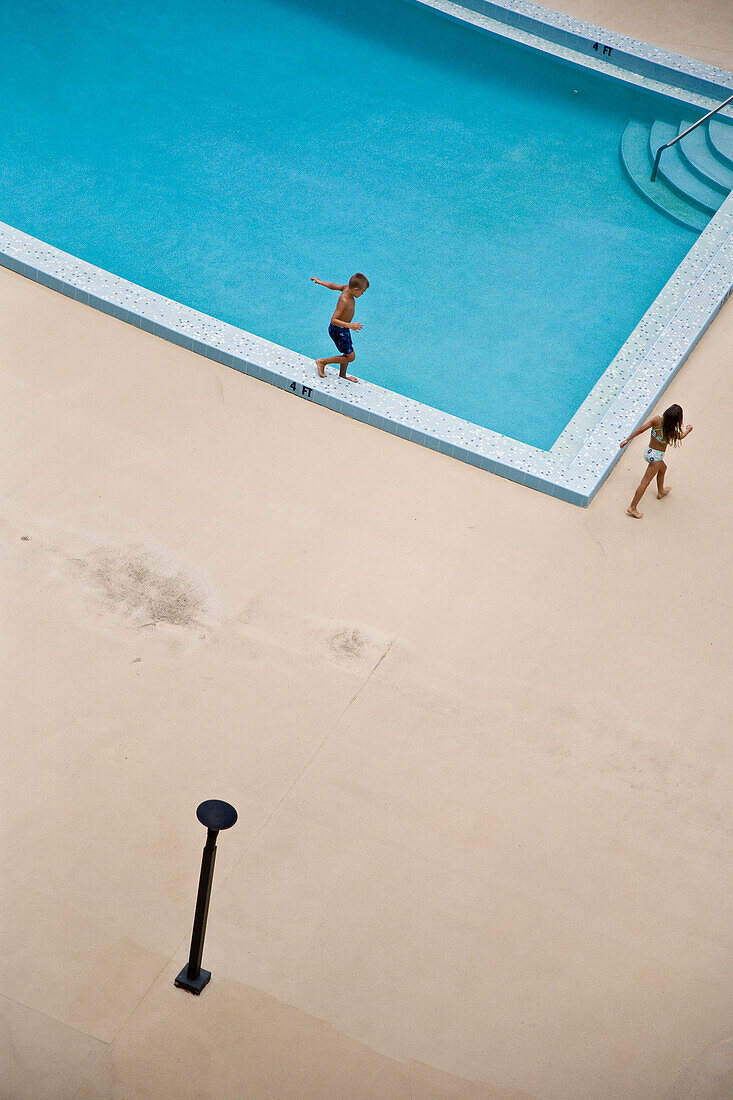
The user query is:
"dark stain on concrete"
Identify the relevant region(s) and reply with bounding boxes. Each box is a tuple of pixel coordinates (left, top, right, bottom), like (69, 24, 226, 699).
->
(72, 547, 210, 628)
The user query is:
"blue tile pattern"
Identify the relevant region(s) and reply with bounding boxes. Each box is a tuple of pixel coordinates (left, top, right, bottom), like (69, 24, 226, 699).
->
(1, 0, 732, 506)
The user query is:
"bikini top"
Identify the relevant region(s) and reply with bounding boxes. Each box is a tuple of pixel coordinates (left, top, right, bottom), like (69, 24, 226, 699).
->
(651, 424, 666, 444)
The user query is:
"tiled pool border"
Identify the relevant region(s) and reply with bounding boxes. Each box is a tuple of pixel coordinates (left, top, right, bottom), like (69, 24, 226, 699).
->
(2, 0, 732, 506)
(410, 0, 733, 110)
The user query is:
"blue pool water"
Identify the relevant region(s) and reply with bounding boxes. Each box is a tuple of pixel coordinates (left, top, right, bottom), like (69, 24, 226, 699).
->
(1, 0, 698, 449)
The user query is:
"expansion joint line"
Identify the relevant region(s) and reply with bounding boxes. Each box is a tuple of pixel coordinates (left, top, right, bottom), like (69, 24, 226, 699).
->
(216, 625, 405, 887)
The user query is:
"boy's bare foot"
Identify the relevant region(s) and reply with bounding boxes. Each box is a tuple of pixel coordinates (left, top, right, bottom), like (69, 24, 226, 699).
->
(627, 507, 643, 519)
(343, 374, 358, 382)
(657, 487, 671, 498)
(315, 359, 327, 378)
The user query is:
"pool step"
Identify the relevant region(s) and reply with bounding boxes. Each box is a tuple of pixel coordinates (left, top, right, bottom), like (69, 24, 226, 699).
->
(708, 116, 733, 168)
(620, 113, 733, 232)
(649, 121, 726, 214)
(620, 120, 708, 231)
(678, 119, 733, 195)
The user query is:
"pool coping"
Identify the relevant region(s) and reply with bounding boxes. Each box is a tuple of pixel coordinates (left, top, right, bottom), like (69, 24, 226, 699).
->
(2, 0, 733, 506)
(409, 0, 733, 111)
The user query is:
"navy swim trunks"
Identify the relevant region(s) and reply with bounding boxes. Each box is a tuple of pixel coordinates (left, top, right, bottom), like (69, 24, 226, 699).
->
(328, 323, 354, 356)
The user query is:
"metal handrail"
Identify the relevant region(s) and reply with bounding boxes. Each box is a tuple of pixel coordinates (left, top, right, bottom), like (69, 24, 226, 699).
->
(651, 93, 733, 181)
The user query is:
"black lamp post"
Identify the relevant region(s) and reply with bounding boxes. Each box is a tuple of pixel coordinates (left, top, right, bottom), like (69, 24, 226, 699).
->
(175, 799, 238, 995)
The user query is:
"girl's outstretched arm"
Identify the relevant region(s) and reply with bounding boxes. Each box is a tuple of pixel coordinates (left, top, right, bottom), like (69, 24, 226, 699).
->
(619, 416, 658, 448)
(681, 424, 694, 439)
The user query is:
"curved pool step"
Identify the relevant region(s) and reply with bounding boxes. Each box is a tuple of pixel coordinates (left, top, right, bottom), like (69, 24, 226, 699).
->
(677, 119, 733, 195)
(708, 116, 733, 169)
(620, 120, 708, 232)
(649, 120, 724, 216)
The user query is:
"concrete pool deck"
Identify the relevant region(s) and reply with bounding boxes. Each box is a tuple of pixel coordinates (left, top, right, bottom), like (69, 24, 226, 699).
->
(2, 2, 732, 1096)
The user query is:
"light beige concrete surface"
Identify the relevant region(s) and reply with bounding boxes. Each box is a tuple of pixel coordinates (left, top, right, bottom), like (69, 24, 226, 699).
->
(550, 0, 733, 70)
(0, 995, 106, 1100)
(3, 266, 732, 1099)
(3, 4, 733, 1096)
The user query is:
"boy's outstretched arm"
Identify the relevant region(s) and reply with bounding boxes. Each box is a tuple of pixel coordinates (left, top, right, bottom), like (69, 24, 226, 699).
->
(310, 277, 346, 291)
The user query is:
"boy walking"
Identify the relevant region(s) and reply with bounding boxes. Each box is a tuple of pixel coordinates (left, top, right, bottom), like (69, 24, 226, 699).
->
(311, 273, 369, 380)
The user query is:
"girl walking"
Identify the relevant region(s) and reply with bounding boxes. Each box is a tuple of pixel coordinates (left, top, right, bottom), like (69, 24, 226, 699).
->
(619, 404, 693, 518)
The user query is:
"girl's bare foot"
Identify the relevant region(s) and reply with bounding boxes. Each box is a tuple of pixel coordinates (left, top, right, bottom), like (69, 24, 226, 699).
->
(316, 359, 327, 377)
(627, 507, 643, 519)
(657, 487, 671, 498)
(343, 374, 358, 382)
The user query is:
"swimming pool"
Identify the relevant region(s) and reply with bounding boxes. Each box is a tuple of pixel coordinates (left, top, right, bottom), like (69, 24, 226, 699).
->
(2, 0, 732, 501)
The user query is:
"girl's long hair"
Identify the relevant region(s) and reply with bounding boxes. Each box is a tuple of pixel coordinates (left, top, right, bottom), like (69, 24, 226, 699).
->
(662, 404, 684, 446)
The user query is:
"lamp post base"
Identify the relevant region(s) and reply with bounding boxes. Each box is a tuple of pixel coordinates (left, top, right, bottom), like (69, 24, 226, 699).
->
(174, 966, 211, 995)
